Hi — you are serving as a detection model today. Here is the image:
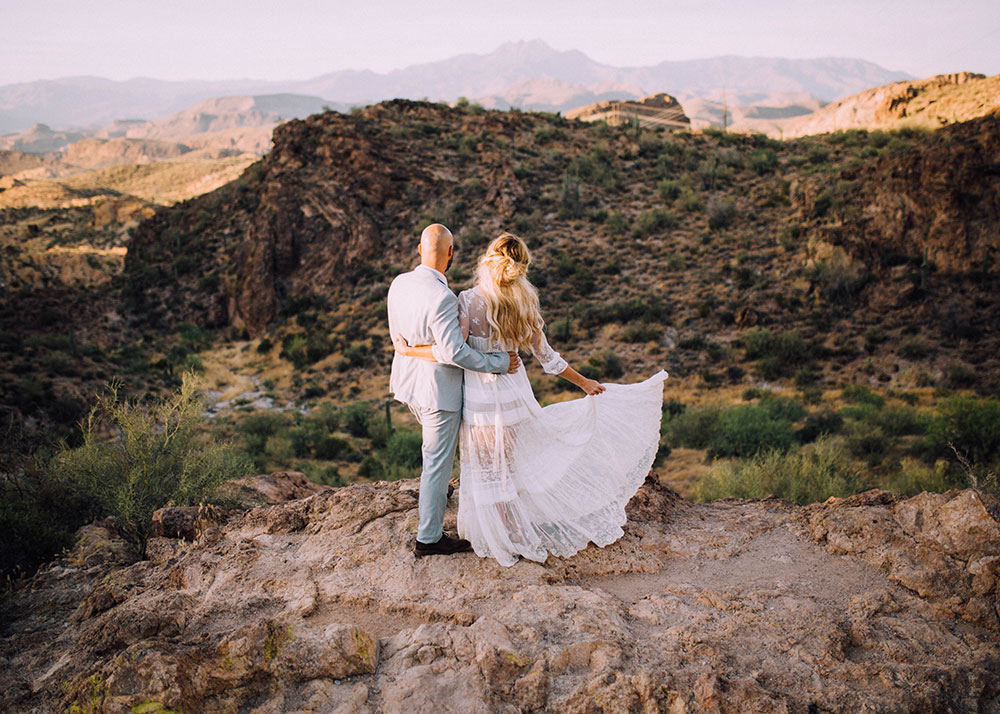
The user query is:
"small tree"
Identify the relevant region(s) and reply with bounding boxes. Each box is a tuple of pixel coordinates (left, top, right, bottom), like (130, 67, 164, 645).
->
(50, 371, 254, 556)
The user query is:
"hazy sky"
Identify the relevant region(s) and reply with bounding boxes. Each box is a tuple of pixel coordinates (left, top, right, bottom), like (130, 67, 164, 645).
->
(1, 0, 998, 85)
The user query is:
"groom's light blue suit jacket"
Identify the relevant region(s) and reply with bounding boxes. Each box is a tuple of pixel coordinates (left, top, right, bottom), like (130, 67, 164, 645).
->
(387, 264, 510, 412)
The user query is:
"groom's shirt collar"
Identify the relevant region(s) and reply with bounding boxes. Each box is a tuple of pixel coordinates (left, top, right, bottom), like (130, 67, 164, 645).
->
(416, 264, 448, 287)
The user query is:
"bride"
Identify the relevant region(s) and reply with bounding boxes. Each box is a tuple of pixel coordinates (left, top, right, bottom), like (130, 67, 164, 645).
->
(393, 231, 668, 566)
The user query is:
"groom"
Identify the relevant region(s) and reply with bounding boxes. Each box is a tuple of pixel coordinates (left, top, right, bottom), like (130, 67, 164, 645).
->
(387, 223, 520, 557)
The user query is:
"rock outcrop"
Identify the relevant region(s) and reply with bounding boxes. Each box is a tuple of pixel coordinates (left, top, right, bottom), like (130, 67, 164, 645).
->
(566, 92, 691, 129)
(802, 108, 1000, 276)
(2, 473, 999, 713)
(779, 72, 999, 138)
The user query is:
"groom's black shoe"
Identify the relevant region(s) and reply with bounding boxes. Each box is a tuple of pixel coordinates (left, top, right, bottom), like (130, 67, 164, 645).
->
(414, 533, 473, 558)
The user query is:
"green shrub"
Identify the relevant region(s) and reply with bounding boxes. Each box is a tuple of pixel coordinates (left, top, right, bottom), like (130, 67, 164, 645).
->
(748, 149, 779, 175)
(758, 396, 807, 422)
(924, 395, 1000, 465)
(741, 328, 774, 360)
(708, 404, 796, 458)
(674, 188, 703, 213)
(665, 404, 723, 450)
(797, 409, 844, 442)
(342, 402, 371, 438)
(622, 323, 661, 343)
(884, 458, 959, 496)
(898, 336, 933, 360)
(633, 208, 677, 238)
(385, 429, 423, 472)
(868, 406, 928, 437)
(237, 411, 294, 456)
(841, 384, 886, 408)
(49, 372, 254, 555)
(605, 211, 627, 236)
(804, 260, 868, 302)
(847, 422, 888, 464)
(706, 196, 736, 230)
(697, 436, 864, 504)
(656, 179, 681, 200)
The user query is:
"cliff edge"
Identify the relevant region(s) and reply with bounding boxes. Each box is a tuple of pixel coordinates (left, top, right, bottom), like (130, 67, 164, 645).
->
(2, 474, 999, 713)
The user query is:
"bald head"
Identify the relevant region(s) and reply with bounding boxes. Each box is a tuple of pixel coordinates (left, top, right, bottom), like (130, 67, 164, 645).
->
(419, 223, 454, 273)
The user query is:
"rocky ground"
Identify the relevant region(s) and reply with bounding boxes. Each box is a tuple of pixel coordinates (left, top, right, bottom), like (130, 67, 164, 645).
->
(2, 472, 999, 713)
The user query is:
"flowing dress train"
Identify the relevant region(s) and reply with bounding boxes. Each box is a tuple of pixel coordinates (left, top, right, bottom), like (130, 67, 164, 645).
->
(455, 286, 668, 566)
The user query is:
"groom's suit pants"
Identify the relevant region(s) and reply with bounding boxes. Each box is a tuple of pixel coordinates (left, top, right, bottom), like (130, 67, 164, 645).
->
(408, 404, 462, 544)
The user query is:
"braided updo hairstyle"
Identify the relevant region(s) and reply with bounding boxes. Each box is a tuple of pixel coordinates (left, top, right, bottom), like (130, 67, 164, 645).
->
(475, 232, 545, 352)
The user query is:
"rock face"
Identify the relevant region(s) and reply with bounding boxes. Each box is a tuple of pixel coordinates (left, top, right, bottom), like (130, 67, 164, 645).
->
(807, 109, 1000, 276)
(123, 100, 544, 336)
(780, 72, 999, 138)
(3, 475, 999, 713)
(565, 92, 691, 129)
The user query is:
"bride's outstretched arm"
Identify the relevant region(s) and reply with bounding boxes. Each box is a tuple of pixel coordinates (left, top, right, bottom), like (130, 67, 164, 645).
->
(529, 329, 606, 395)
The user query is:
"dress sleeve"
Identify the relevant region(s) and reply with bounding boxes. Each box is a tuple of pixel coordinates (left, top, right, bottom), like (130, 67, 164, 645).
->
(530, 328, 569, 375)
(457, 290, 471, 341)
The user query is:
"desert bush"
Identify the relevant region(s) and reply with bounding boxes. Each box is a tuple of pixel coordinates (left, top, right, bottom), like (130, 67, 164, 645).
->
(664, 404, 723, 450)
(748, 149, 779, 175)
(924, 395, 1000, 465)
(633, 208, 677, 238)
(49, 372, 253, 555)
(846, 422, 889, 465)
(656, 179, 681, 201)
(943, 362, 978, 389)
(897, 336, 933, 360)
(695, 158, 733, 189)
(299, 462, 346, 487)
(740, 328, 774, 360)
(385, 429, 423, 471)
(708, 404, 797, 459)
(841, 384, 885, 408)
(740, 328, 810, 378)
(758, 395, 807, 422)
(804, 259, 868, 302)
(884, 458, 959, 496)
(622, 323, 661, 343)
(867, 406, 928, 437)
(237, 411, 295, 457)
(697, 436, 864, 504)
(797, 409, 845, 442)
(342, 401, 371, 438)
(705, 196, 736, 230)
(675, 188, 703, 213)
(584, 350, 624, 379)
(605, 211, 627, 236)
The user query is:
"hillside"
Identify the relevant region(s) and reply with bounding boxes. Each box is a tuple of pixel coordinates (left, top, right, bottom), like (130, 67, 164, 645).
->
(779, 72, 1000, 137)
(3, 473, 999, 712)
(122, 100, 1000, 393)
(0, 154, 258, 208)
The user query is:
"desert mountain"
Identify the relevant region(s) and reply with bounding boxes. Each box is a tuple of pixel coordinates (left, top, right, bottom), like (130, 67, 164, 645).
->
(778, 72, 1000, 138)
(0, 122, 87, 152)
(3, 472, 999, 712)
(0, 41, 911, 133)
(119, 99, 1000, 399)
(679, 92, 826, 132)
(0, 93, 334, 160)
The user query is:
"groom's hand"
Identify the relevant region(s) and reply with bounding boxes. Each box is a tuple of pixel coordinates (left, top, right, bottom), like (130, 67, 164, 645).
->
(507, 352, 521, 374)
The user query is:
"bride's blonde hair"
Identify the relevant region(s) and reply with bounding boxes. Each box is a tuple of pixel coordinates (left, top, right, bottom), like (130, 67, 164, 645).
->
(475, 232, 544, 352)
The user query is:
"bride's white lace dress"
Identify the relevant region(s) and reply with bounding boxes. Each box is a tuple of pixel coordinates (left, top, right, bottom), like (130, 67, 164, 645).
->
(455, 286, 668, 566)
